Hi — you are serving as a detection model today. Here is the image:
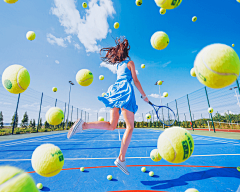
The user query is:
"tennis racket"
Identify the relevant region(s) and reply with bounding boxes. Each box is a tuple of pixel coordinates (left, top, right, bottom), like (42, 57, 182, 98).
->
(142, 97, 176, 126)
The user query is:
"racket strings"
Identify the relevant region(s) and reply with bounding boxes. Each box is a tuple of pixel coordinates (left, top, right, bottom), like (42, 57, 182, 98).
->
(157, 107, 175, 126)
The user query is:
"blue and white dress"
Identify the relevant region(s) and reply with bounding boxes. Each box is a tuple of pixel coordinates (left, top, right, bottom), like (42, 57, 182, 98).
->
(98, 59, 138, 114)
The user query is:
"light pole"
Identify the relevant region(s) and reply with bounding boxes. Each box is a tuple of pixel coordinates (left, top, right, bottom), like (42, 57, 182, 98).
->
(66, 81, 74, 129)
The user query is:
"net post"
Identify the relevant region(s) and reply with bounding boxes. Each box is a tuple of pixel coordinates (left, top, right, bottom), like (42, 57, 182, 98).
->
(187, 94, 194, 131)
(37, 92, 43, 133)
(204, 86, 215, 132)
(175, 99, 180, 126)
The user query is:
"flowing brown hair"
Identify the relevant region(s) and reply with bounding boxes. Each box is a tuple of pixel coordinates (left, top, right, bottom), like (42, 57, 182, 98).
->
(100, 37, 131, 65)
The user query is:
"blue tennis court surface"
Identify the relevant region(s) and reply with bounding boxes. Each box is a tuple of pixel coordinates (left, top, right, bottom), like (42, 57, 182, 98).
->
(0, 128, 239, 192)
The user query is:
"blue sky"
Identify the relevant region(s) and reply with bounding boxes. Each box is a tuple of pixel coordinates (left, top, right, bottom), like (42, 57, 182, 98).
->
(0, 0, 240, 123)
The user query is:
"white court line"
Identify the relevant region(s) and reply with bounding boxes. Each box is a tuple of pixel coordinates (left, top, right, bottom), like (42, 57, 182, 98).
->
(0, 154, 239, 161)
(29, 139, 158, 142)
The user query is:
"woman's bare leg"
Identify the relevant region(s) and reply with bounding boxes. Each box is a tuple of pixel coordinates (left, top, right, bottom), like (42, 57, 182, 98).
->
(118, 108, 134, 162)
(82, 108, 119, 131)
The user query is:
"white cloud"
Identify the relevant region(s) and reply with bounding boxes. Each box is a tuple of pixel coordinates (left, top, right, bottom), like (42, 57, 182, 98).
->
(100, 62, 117, 73)
(99, 107, 110, 113)
(192, 50, 198, 53)
(74, 43, 81, 50)
(148, 94, 164, 99)
(55, 60, 60, 64)
(51, 0, 115, 52)
(82, 108, 91, 111)
(162, 61, 171, 68)
(46, 55, 49, 57)
(21, 103, 39, 108)
(64, 35, 72, 43)
(47, 33, 66, 47)
(135, 70, 139, 75)
(3, 102, 12, 105)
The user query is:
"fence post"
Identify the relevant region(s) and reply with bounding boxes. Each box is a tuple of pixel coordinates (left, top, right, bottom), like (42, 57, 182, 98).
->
(12, 93, 21, 134)
(63, 102, 66, 129)
(236, 80, 240, 95)
(175, 99, 179, 126)
(55, 99, 57, 107)
(187, 94, 194, 131)
(71, 106, 73, 122)
(37, 92, 43, 133)
(204, 86, 215, 132)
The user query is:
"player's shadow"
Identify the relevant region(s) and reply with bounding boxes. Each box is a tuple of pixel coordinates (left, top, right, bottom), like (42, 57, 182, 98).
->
(141, 168, 240, 190)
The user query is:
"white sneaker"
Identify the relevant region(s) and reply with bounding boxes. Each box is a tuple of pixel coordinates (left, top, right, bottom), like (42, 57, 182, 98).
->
(114, 157, 129, 175)
(67, 119, 84, 139)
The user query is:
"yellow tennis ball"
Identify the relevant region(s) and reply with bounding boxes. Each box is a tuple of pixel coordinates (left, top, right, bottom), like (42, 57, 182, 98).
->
(237, 0, 240, 3)
(107, 175, 112, 180)
(232, 44, 235, 47)
(163, 92, 168, 97)
(2, 64, 30, 94)
(150, 149, 162, 162)
(26, 31, 36, 41)
(0, 166, 38, 192)
(194, 43, 240, 89)
(99, 75, 104, 80)
(114, 22, 119, 29)
(146, 113, 151, 120)
(160, 8, 166, 15)
(4, 0, 18, 3)
(45, 107, 64, 126)
(141, 64, 145, 68)
(190, 68, 196, 77)
(31, 144, 64, 177)
(149, 171, 154, 177)
(192, 16, 197, 22)
(208, 107, 213, 113)
(185, 188, 199, 192)
(36, 183, 43, 189)
(151, 31, 169, 50)
(80, 167, 84, 172)
(157, 80, 162, 85)
(102, 92, 106, 97)
(98, 117, 104, 121)
(237, 166, 240, 172)
(136, 0, 142, 6)
(158, 127, 194, 163)
(141, 167, 146, 172)
(82, 2, 87, 8)
(76, 69, 94, 86)
(52, 87, 57, 92)
(154, 0, 182, 9)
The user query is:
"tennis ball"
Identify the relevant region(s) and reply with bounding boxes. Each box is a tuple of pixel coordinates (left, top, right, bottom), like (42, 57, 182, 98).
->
(232, 44, 235, 47)
(185, 188, 199, 192)
(82, 2, 87, 8)
(52, 87, 57, 92)
(141, 167, 146, 172)
(163, 92, 168, 97)
(4, 0, 18, 3)
(76, 69, 94, 86)
(190, 68, 196, 77)
(36, 183, 43, 189)
(150, 149, 162, 162)
(154, 0, 182, 9)
(158, 127, 194, 163)
(99, 75, 104, 80)
(192, 16, 197, 22)
(114, 22, 119, 29)
(102, 92, 106, 97)
(107, 175, 112, 180)
(160, 8, 166, 15)
(151, 31, 169, 50)
(237, 166, 240, 172)
(157, 80, 162, 85)
(141, 64, 145, 68)
(136, 0, 142, 6)
(194, 44, 240, 89)
(26, 31, 36, 41)
(146, 113, 151, 120)
(2, 64, 30, 94)
(45, 107, 64, 126)
(208, 107, 213, 113)
(149, 171, 154, 177)
(31, 144, 64, 177)
(98, 117, 104, 121)
(0, 166, 38, 192)
(237, 0, 240, 3)
(80, 167, 84, 172)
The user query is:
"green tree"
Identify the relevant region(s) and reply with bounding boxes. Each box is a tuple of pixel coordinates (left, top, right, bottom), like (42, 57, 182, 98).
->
(38, 118, 42, 129)
(0, 111, 3, 128)
(10, 112, 18, 127)
(29, 119, 33, 127)
(32, 119, 36, 127)
(44, 121, 50, 128)
(21, 112, 29, 127)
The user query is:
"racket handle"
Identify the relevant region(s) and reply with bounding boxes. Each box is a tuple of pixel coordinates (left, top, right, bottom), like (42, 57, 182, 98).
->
(141, 96, 152, 105)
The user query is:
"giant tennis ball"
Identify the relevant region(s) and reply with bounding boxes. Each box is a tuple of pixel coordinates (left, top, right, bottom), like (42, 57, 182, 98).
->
(194, 44, 240, 89)
(232, 44, 235, 47)
(208, 107, 213, 113)
(160, 8, 166, 15)
(157, 80, 163, 85)
(82, 2, 87, 8)
(150, 149, 162, 162)
(4, 0, 18, 3)
(146, 113, 151, 120)
(154, 0, 182, 10)
(151, 31, 169, 50)
(0, 166, 38, 192)
(31, 144, 64, 177)
(136, 0, 142, 6)
(157, 127, 194, 163)
(163, 92, 168, 97)
(26, 31, 36, 41)
(141, 64, 145, 68)
(76, 69, 94, 86)
(192, 16, 197, 22)
(2, 64, 30, 94)
(52, 87, 57, 92)
(45, 107, 64, 125)
(114, 22, 119, 29)
(99, 75, 104, 80)
(190, 68, 196, 77)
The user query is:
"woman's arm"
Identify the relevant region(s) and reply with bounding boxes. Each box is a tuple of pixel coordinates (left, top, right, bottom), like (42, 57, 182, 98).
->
(128, 61, 149, 102)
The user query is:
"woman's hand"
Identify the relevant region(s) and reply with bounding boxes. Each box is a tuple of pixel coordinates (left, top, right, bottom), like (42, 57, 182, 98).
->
(144, 97, 149, 103)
